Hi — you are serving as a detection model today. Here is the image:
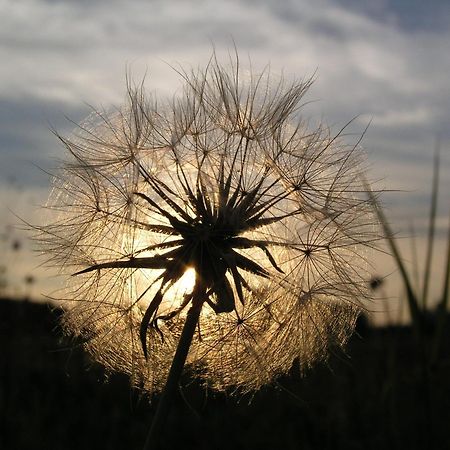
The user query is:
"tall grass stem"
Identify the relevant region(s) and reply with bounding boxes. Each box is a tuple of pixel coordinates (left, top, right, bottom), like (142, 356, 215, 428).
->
(421, 145, 440, 309)
(367, 187, 422, 336)
(431, 212, 450, 364)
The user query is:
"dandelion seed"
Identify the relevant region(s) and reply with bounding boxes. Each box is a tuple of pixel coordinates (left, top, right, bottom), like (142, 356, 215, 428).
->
(36, 54, 377, 441)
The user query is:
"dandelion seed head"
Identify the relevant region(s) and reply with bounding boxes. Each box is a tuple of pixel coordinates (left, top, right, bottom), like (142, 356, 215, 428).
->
(38, 54, 377, 394)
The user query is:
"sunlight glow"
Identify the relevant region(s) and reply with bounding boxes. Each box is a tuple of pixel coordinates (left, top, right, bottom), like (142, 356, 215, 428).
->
(175, 267, 196, 296)
(161, 267, 197, 312)
(122, 233, 197, 311)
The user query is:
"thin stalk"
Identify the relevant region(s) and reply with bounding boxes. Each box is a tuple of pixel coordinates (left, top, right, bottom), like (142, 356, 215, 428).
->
(143, 284, 205, 450)
(440, 214, 450, 315)
(421, 145, 440, 309)
(366, 187, 422, 336)
(409, 222, 420, 294)
(431, 212, 450, 365)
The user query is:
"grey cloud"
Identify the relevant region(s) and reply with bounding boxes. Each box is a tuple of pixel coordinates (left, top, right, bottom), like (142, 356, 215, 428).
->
(1, 0, 450, 302)
(0, 96, 89, 187)
(0, 0, 449, 210)
(333, 0, 450, 32)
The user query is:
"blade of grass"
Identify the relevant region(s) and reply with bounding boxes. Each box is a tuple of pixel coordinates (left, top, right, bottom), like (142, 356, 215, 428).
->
(409, 221, 420, 294)
(441, 214, 450, 313)
(431, 212, 450, 365)
(421, 144, 440, 309)
(366, 187, 422, 336)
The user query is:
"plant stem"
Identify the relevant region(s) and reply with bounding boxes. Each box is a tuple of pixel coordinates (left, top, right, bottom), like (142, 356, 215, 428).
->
(366, 187, 422, 336)
(421, 144, 440, 309)
(143, 286, 204, 450)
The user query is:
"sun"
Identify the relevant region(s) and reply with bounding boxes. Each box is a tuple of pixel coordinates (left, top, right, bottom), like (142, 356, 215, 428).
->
(159, 266, 197, 313)
(175, 267, 196, 295)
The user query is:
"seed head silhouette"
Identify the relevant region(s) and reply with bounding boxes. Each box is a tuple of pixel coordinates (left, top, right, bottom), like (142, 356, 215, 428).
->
(38, 55, 376, 400)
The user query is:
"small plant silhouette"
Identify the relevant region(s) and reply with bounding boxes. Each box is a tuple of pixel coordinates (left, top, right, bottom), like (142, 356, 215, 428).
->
(37, 54, 378, 446)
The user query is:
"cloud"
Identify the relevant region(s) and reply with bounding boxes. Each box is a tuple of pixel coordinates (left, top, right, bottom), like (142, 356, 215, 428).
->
(333, 0, 450, 32)
(0, 96, 89, 187)
(2, 0, 449, 121)
(1, 0, 449, 179)
(1, 0, 449, 301)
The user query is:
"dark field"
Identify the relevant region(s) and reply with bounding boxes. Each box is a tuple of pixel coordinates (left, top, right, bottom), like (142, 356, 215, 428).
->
(1, 298, 450, 450)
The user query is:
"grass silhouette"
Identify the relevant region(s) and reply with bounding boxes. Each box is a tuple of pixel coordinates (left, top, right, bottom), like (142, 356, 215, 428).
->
(2, 297, 450, 450)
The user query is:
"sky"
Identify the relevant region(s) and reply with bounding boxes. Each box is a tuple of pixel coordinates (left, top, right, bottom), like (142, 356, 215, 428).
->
(1, 0, 449, 320)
